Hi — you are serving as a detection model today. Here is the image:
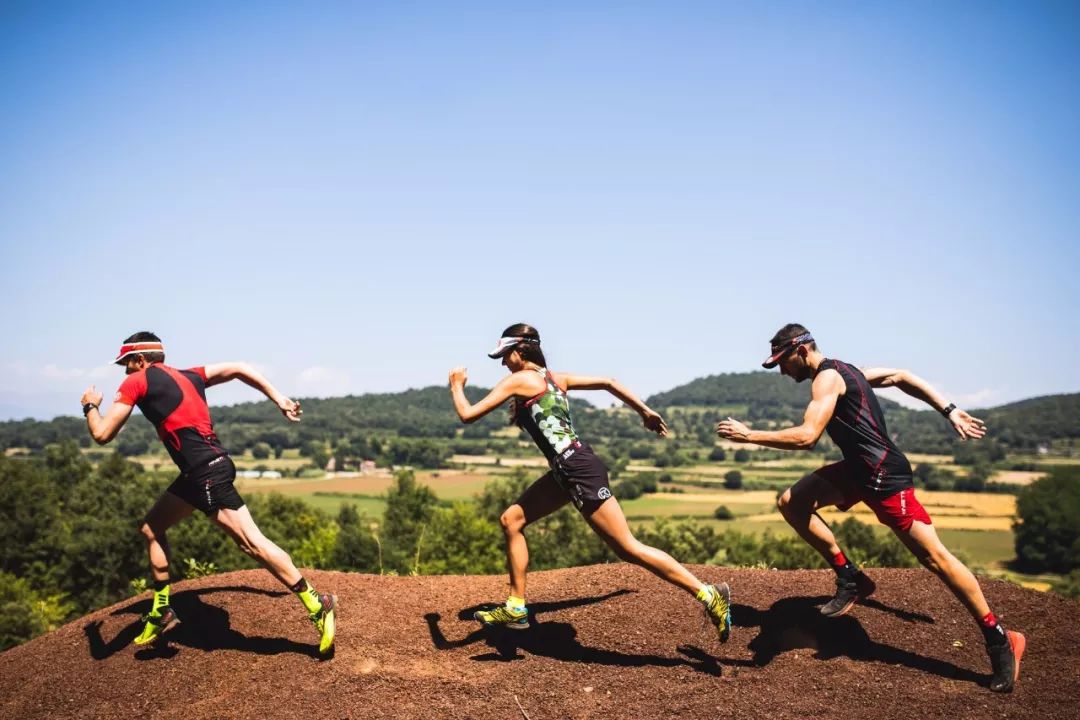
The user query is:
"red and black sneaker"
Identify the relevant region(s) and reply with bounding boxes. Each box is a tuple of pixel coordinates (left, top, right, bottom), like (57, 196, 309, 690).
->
(988, 630, 1026, 693)
(819, 572, 876, 618)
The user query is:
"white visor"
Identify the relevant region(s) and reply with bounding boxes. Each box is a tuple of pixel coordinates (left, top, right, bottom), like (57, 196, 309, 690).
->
(487, 336, 536, 359)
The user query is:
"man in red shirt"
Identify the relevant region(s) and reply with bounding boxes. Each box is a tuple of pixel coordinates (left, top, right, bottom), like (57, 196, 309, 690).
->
(80, 331, 336, 655)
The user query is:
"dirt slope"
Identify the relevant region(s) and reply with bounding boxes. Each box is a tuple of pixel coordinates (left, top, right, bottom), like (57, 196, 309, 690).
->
(0, 565, 1075, 719)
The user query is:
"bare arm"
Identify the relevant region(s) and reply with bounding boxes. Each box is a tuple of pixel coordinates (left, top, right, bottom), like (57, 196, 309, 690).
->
(448, 367, 544, 424)
(861, 366, 986, 440)
(79, 386, 134, 445)
(203, 362, 302, 422)
(552, 373, 668, 437)
(716, 369, 844, 450)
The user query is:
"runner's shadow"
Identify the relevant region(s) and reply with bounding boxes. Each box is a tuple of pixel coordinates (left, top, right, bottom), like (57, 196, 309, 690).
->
(85, 585, 318, 661)
(425, 591, 723, 676)
(733, 596, 985, 686)
(860, 597, 935, 624)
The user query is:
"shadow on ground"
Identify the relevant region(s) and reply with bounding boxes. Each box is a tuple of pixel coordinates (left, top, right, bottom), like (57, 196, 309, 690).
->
(84, 586, 322, 661)
(733, 595, 985, 686)
(426, 590, 726, 676)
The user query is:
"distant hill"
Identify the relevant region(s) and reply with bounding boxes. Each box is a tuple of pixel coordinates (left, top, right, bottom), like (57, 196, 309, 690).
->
(647, 372, 1080, 454)
(1, 372, 1077, 458)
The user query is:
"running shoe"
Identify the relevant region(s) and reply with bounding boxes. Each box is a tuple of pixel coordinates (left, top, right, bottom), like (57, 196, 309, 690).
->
(820, 572, 876, 618)
(474, 603, 529, 630)
(703, 583, 732, 643)
(988, 630, 1026, 693)
(310, 593, 337, 655)
(133, 606, 178, 646)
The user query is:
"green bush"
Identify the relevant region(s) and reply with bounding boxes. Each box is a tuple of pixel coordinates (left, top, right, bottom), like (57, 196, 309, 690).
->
(1014, 467, 1080, 573)
(1051, 570, 1080, 600)
(0, 571, 74, 650)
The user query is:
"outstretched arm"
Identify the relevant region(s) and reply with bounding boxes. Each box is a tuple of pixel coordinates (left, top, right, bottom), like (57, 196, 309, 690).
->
(80, 385, 134, 444)
(552, 373, 668, 437)
(861, 367, 986, 440)
(716, 369, 844, 450)
(203, 362, 302, 422)
(448, 367, 543, 424)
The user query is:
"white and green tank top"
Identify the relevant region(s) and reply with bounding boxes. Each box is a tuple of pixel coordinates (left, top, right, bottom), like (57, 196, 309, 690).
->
(514, 368, 580, 462)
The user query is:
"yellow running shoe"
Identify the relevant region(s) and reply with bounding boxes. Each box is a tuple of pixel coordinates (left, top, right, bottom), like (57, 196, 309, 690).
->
(133, 606, 178, 646)
(474, 603, 529, 630)
(703, 583, 732, 643)
(310, 593, 337, 655)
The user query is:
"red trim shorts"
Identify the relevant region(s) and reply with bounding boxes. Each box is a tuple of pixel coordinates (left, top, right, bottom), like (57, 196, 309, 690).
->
(814, 461, 931, 531)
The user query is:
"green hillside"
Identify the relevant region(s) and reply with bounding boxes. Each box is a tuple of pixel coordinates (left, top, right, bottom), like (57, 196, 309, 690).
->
(1, 373, 1077, 460)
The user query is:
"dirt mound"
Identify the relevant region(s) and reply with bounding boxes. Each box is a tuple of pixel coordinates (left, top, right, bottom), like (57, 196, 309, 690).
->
(0, 565, 1075, 719)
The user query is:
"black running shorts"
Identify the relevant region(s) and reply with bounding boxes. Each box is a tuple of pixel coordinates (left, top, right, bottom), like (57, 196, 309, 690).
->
(166, 455, 245, 514)
(548, 444, 613, 517)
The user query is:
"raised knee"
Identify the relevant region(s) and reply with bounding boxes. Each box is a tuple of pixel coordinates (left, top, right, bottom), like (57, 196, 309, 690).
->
(776, 490, 791, 512)
(140, 522, 158, 543)
(777, 489, 805, 516)
(500, 508, 525, 534)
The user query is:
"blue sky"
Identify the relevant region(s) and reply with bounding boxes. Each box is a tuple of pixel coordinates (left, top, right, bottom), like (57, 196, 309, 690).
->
(2, 1, 1078, 419)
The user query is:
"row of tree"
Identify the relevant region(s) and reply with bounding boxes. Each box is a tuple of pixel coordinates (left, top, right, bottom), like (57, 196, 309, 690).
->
(3, 376, 1076, 463)
(6, 442, 1077, 651)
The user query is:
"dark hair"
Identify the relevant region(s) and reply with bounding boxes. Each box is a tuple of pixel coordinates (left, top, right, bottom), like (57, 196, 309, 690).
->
(769, 323, 817, 351)
(123, 330, 165, 363)
(501, 323, 547, 367)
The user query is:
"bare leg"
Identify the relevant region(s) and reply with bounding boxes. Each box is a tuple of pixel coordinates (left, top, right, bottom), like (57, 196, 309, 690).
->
(893, 520, 991, 620)
(140, 491, 196, 583)
(212, 505, 304, 587)
(502, 472, 571, 599)
(777, 472, 848, 563)
(586, 497, 704, 596)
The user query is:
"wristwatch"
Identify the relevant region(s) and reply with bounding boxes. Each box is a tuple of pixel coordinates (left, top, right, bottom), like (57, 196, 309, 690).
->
(940, 403, 957, 418)
(82, 402, 99, 417)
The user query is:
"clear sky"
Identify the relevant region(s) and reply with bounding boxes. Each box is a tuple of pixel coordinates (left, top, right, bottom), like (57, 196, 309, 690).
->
(2, 1, 1078, 420)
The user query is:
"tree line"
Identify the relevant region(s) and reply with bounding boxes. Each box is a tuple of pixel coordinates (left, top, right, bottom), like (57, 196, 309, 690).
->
(5, 442, 1077, 650)
(2, 377, 1077, 468)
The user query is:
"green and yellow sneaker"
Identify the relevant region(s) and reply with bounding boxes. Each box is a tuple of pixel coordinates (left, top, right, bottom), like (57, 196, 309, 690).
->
(702, 583, 732, 643)
(474, 603, 529, 630)
(133, 606, 178, 646)
(310, 593, 337, 655)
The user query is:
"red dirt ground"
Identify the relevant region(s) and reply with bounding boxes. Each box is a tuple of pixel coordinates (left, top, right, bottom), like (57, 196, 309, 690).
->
(0, 565, 1075, 719)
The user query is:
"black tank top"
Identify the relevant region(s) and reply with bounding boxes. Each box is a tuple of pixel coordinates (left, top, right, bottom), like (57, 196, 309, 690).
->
(819, 359, 913, 495)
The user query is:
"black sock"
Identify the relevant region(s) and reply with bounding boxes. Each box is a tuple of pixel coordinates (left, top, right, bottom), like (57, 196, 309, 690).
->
(153, 579, 170, 592)
(288, 577, 308, 593)
(980, 612, 1008, 647)
(831, 551, 859, 581)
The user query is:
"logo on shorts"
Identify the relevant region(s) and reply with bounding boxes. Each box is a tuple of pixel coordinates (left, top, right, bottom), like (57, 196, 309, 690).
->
(597, 487, 612, 500)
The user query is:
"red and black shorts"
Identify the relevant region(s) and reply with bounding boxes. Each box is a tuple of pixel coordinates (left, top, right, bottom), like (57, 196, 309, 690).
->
(166, 455, 245, 515)
(542, 443, 613, 517)
(813, 461, 931, 532)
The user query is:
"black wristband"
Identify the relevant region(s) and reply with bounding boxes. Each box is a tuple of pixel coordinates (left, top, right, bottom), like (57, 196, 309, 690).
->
(82, 402, 99, 417)
(940, 403, 956, 418)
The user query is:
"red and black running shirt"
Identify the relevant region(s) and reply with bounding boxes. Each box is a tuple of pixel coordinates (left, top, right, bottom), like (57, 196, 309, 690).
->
(115, 363, 227, 474)
(819, 359, 913, 495)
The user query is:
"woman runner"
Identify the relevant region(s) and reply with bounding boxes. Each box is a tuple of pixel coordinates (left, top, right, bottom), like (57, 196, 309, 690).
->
(449, 323, 731, 642)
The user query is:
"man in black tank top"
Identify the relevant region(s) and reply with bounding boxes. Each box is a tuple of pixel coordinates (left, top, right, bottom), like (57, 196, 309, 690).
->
(716, 323, 1025, 694)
